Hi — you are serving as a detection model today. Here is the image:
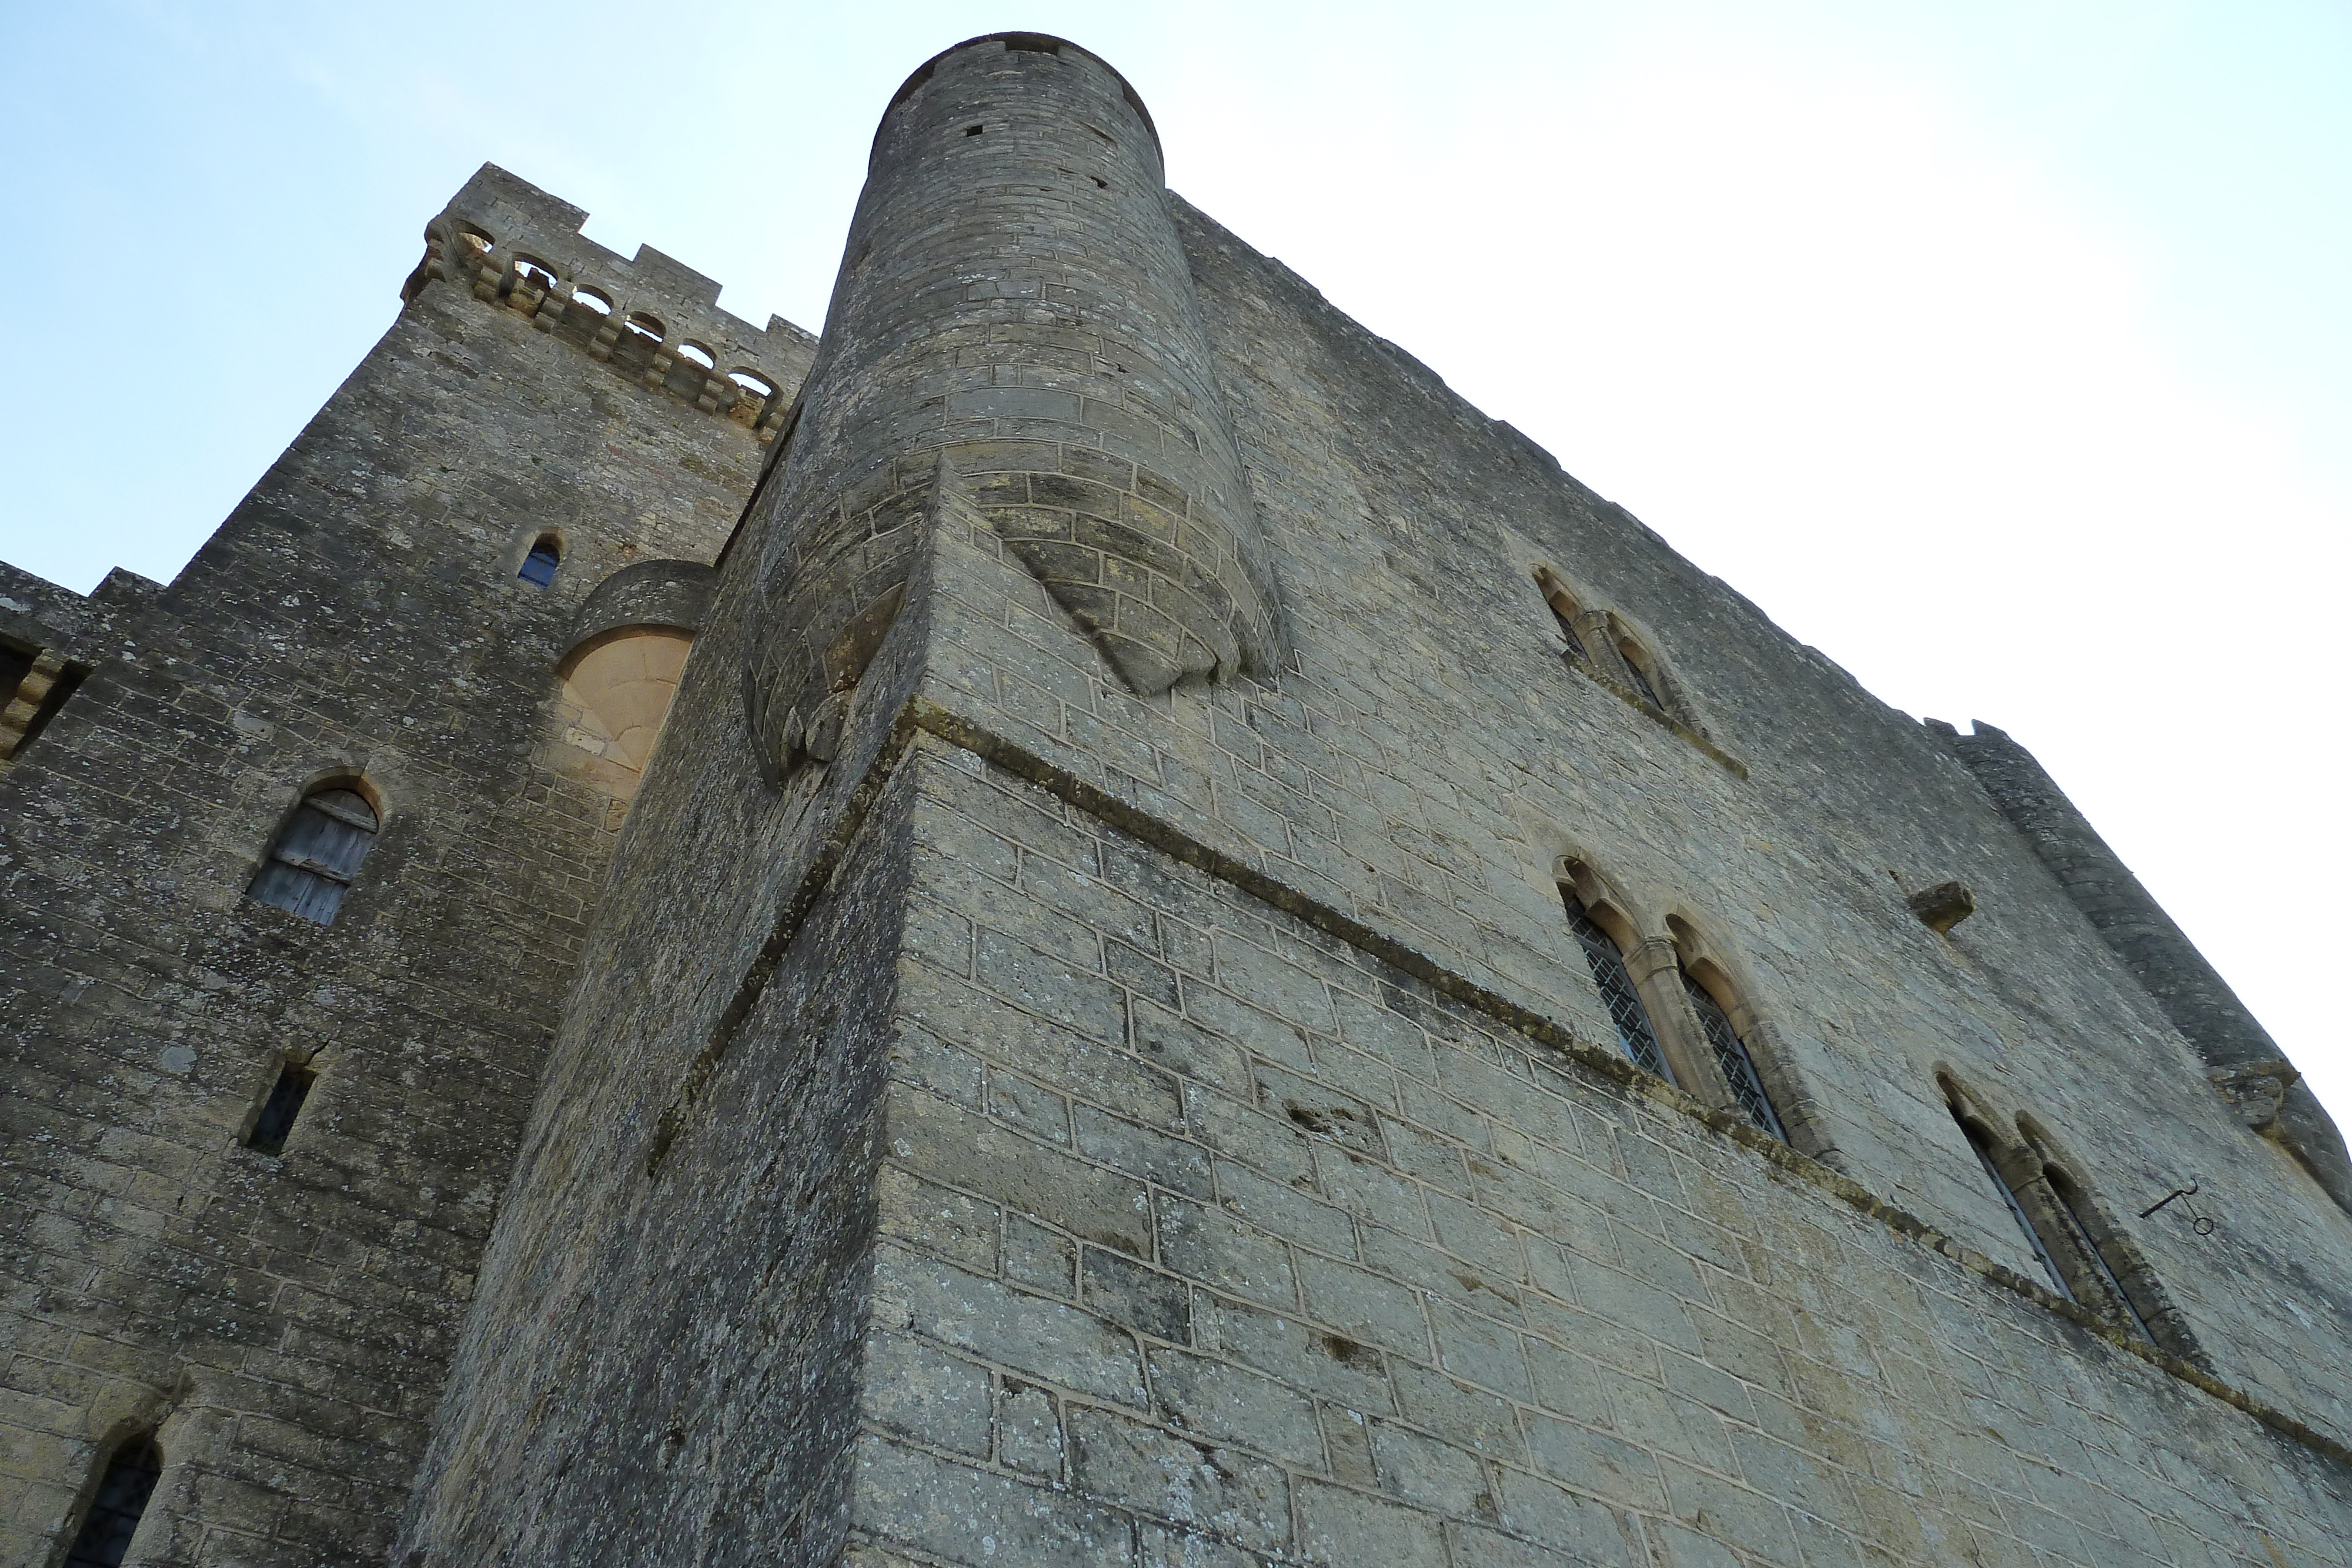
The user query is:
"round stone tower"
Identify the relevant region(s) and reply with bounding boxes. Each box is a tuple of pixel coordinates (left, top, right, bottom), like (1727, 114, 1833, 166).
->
(748, 32, 1277, 775)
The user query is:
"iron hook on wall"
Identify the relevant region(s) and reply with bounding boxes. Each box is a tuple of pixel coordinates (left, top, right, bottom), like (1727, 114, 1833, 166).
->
(2140, 1179, 2216, 1235)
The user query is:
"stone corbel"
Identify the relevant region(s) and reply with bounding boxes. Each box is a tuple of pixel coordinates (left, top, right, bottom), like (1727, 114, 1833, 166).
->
(1906, 881, 1976, 935)
(2208, 1059, 2298, 1133)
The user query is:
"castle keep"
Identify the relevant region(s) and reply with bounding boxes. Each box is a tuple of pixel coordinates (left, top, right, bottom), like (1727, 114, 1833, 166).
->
(4, 33, 2349, 1568)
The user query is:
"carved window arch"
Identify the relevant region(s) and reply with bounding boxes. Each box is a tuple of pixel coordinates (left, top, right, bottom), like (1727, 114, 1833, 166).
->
(1665, 919, 1787, 1141)
(1951, 1100, 2074, 1298)
(1557, 860, 1675, 1084)
(1532, 567, 1594, 666)
(63, 1429, 163, 1567)
(555, 627, 696, 802)
(1605, 613, 1683, 721)
(1526, 564, 1739, 773)
(247, 781, 380, 925)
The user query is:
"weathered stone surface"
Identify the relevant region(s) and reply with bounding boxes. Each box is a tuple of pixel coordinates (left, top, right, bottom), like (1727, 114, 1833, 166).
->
(8, 29, 2351, 1568)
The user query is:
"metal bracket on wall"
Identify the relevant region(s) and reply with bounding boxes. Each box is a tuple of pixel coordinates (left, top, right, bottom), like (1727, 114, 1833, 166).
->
(2140, 1179, 2216, 1235)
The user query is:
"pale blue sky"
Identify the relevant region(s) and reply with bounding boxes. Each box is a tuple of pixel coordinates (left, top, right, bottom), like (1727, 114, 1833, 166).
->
(3, 2, 2347, 1135)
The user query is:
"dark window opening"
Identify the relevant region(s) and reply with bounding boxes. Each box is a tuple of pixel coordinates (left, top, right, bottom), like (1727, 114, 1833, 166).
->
(1004, 34, 1063, 54)
(248, 787, 378, 925)
(1093, 176, 1109, 188)
(1618, 642, 1664, 708)
(64, 1433, 162, 1568)
(1564, 894, 1670, 1082)
(247, 1062, 317, 1155)
(1959, 1116, 2072, 1299)
(0, 641, 31, 700)
(520, 538, 561, 588)
(1683, 971, 1785, 1139)
(965, 123, 985, 136)
(1549, 604, 1588, 663)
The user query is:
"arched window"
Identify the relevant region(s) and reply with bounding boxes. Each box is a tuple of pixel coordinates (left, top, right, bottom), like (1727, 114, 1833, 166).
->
(64, 1432, 162, 1567)
(1950, 1102, 2073, 1299)
(624, 312, 665, 343)
(1681, 968, 1785, 1139)
(2041, 1161, 2153, 1339)
(571, 285, 614, 317)
(1615, 634, 1666, 710)
(520, 535, 562, 588)
(1534, 570, 1590, 664)
(247, 785, 378, 925)
(677, 340, 716, 370)
(729, 369, 774, 399)
(1562, 890, 1670, 1082)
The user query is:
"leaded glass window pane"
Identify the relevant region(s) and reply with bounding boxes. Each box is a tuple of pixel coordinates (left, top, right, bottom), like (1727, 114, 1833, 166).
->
(1565, 897, 1670, 1082)
(1682, 972, 1786, 1141)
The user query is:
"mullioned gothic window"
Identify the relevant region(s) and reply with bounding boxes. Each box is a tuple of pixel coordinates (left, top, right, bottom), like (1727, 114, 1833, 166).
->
(1529, 565, 1739, 773)
(247, 785, 379, 925)
(64, 1432, 162, 1567)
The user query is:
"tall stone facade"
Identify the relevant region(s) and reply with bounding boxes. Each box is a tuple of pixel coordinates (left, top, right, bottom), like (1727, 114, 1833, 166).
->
(5, 31, 2349, 1568)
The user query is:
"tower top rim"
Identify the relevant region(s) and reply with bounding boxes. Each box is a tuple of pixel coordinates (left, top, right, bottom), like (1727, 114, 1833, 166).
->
(882, 33, 1161, 158)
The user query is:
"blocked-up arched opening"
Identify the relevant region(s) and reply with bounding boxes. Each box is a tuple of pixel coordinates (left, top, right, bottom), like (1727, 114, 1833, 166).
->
(63, 1430, 162, 1566)
(554, 628, 695, 801)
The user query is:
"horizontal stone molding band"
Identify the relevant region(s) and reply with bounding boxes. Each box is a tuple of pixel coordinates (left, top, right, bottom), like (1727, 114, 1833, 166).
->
(691, 687, 2352, 1480)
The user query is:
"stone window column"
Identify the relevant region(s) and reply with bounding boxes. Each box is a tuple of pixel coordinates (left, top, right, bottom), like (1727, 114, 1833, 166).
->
(1625, 935, 1722, 1104)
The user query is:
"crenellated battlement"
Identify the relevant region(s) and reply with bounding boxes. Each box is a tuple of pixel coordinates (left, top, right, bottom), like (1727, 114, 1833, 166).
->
(402, 163, 814, 439)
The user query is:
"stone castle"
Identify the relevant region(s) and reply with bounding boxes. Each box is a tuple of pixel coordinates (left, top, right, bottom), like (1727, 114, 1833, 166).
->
(4, 32, 2348, 1568)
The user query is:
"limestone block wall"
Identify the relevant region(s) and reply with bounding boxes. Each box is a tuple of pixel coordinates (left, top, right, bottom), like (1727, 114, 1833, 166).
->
(851, 744, 2352, 1567)
(0, 175, 811, 1565)
(392, 458, 944, 1563)
(903, 192, 2352, 1452)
